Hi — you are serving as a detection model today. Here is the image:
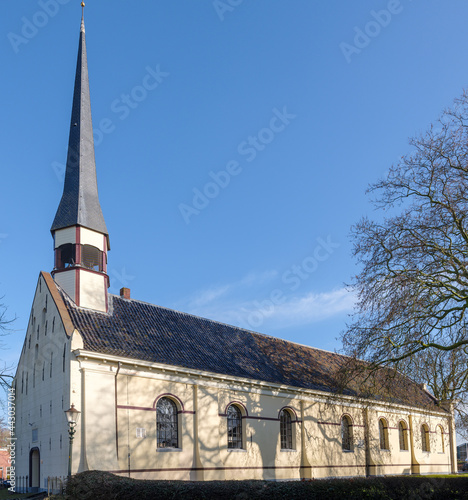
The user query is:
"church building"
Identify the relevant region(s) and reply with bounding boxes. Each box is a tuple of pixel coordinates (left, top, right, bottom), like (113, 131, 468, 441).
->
(13, 9, 456, 493)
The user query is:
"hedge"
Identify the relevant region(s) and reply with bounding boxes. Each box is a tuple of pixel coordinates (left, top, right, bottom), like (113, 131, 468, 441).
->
(65, 470, 468, 500)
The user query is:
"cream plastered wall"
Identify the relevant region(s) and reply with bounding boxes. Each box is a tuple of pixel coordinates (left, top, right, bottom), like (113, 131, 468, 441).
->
(72, 352, 455, 481)
(54, 227, 105, 251)
(14, 274, 72, 489)
(78, 271, 107, 312)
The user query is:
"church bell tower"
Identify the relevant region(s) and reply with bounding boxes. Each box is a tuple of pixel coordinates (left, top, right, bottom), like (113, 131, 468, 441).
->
(51, 5, 110, 313)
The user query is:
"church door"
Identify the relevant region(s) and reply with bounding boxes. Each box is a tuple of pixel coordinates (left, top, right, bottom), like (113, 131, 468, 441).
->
(29, 448, 40, 491)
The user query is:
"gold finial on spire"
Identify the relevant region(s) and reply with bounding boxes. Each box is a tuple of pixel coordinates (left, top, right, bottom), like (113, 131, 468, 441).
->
(80, 2, 85, 32)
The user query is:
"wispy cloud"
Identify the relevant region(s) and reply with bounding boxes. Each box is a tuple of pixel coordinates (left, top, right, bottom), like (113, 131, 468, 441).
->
(260, 288, 355, 327)
(175, 270, 355, 333)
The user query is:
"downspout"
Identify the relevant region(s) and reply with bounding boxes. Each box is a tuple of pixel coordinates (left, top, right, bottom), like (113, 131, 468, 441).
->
(300, 400, 312, 479)
(114, 362, 121, 461)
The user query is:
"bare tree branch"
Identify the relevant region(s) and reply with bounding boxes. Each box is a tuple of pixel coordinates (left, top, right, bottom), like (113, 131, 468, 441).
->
(343, 90, 468, 371)
(341, 91, 468, 422)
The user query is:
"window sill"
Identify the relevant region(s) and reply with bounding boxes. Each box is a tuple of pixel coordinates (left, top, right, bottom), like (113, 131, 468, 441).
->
(399, 449, 409, 452)
(157, 448, 182, 452)
(280, 449, 297, 452)
(227, 448, 246, 452)
(342, 449, 354, 453)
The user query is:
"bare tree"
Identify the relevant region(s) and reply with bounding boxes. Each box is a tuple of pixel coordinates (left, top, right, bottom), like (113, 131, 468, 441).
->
(343, 91, 468, 376)
(397, 339, 468, 436)
(0, 417, 11, 448)
(0, 300, 15, 391)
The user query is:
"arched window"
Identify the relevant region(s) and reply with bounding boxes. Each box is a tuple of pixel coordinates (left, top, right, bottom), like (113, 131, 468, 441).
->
(399, 421, 408, 451)
(56, 244, 75, 269)
(438, 426, 445, 453)
(227, 404, 243, 449)
(421, 424, 430, 452)
(379, 418, 389, 450)
(280, 409, 293, 450)
(341, 415, 353, 451)
(156, 397, 178, 449)
(81, 245, 103, 272)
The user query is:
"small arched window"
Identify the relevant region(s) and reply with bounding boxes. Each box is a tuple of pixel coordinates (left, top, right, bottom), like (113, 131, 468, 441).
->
(81, 245, 103, 272)
(399, 421, 408, 451)
(63, 344, 67, 373)
(280, 409, 293, 450)
(379, 418, 389, 450)
(421, 424, 430, 452)
(438, 426, 445, 453)
(227, 404, 243, 449)
(156, 397, 178, 449)
(341, 415, 353, 451)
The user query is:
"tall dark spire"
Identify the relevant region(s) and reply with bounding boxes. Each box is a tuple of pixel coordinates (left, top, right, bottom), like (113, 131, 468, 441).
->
(51, 10, 109, 244)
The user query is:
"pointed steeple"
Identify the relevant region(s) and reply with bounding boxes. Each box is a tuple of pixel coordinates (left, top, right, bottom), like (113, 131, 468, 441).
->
(51, 8, 110, 313)
(51, 8, 109, 246)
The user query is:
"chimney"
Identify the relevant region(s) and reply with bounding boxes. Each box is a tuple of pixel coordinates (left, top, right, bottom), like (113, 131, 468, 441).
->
(120, 288, 131, 300)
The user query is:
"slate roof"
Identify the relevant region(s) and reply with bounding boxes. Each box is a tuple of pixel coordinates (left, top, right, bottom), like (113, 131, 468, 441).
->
(51, 16, 108, 240)
(61, 290, 441, 410)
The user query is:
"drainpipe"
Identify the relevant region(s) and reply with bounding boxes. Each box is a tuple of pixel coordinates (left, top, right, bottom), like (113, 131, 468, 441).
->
(300, 400, 312, 479)
(114, 362, 121, 461)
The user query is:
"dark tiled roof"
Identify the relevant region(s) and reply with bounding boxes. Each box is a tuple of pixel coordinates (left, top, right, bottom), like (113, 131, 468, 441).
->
(62, 291, 441, 410)
(51, 18, 108, 239)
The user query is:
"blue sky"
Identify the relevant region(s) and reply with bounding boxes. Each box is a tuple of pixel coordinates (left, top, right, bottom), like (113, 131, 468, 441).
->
(2, 0, 468, 371)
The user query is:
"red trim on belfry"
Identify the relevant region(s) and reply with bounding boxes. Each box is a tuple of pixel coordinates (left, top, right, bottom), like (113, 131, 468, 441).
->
(104, 280, 108, 313)
(75, 227, 81, 264)
(75, 268, 80, 306)
(53, 266, 108, 278)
